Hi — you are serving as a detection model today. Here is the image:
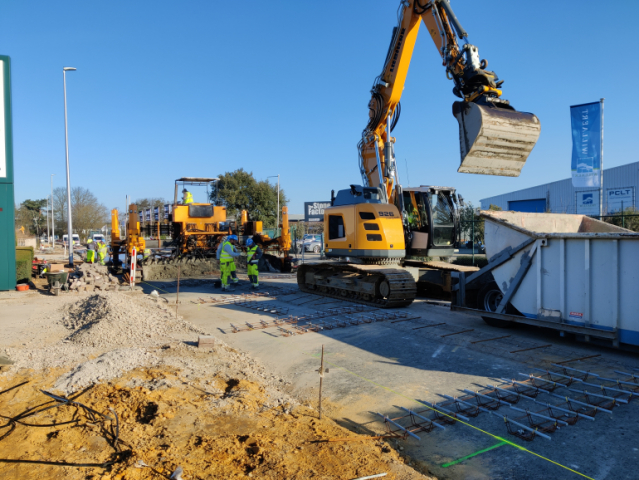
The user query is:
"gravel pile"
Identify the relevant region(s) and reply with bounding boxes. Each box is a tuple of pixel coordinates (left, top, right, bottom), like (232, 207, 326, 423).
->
(62, 292, 205, 348)
(53, 348, 158, 394)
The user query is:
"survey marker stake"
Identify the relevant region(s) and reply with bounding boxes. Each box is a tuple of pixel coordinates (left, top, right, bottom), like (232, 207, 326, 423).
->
(175, 265, 181, 319)
(318, 345, 326, 420)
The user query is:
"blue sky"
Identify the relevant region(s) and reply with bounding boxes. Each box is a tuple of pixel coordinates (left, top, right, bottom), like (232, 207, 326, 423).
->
(3, 0, 638, 213)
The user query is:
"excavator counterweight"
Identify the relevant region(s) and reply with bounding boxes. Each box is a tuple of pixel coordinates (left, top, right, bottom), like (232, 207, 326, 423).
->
(454, 101, 541, 177)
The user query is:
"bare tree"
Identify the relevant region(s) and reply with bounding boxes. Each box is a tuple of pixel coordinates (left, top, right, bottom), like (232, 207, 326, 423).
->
(52, 186, 109, 239)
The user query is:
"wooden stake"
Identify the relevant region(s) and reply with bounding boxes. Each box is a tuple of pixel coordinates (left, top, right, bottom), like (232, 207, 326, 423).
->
(176, 265, 181, 319)
(319, 344, 324, 420)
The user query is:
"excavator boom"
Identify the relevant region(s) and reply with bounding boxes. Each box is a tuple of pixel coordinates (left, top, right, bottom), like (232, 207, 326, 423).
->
(360, 0, 540, 201)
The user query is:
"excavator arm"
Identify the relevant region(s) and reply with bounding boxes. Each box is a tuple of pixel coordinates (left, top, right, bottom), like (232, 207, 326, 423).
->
(359, 0, 541, 204)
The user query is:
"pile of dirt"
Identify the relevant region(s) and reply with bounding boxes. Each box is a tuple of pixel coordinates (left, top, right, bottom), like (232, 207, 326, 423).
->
(3, 292, 205, 372)
(142, 260, 219, 281)
(53, 348, 158, 394)
(0, 367, 434, 480)
(61, 292, 204, 349)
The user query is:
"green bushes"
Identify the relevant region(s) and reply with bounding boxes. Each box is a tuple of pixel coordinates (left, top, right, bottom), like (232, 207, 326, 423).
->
(16, 247, 34, 284)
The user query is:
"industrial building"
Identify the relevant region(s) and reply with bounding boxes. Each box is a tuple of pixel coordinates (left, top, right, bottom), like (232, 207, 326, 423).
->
(480, 161, 639, 215)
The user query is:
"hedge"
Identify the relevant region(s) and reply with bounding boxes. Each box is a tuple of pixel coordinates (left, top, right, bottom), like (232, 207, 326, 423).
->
(16, 247, 34, 284)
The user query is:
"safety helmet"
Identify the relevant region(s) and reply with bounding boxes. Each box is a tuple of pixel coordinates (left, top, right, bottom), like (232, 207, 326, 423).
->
(228, 234, 238, 241)
(182, 188, 189, 193)
(246, 238, 254, 247)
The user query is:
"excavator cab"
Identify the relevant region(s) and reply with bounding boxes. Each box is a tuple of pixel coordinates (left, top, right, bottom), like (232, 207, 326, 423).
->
(400, 187, 458, 258)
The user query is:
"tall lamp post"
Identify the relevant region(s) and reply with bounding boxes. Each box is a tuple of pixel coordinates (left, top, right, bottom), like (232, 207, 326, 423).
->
(63, 67, 76, 265)
(268, 174, 280, 234)
(50, 173, 55, 245)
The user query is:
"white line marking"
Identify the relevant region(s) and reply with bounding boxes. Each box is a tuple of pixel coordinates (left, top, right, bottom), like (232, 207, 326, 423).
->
(432, 345, 445, 358)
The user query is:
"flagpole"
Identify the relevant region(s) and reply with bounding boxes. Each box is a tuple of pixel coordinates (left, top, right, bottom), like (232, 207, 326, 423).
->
(600, 98, 604, 218)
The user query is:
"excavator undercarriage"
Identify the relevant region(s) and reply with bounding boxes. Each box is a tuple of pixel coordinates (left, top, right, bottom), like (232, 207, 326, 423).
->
(297, 263, 416, 308)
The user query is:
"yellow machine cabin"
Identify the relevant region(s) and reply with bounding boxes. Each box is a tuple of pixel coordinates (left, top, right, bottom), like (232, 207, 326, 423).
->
(324, 186, 405, 262)
(170, 177, 229, 256)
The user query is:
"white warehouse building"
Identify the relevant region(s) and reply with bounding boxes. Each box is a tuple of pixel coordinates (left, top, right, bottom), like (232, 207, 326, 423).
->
(480, 161, 639, 215)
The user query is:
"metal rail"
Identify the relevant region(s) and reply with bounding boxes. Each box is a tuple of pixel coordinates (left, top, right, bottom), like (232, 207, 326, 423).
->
(441, 394, 552, 441)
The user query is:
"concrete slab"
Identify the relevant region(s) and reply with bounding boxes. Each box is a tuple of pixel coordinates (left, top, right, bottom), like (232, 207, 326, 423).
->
(151, 276, 639, 480)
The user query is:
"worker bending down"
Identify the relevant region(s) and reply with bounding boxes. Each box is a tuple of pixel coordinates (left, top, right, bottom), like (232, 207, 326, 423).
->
(97, 240, 108, 266)
(182, 189, 193, 205)
(86, 238, 95, 264)
(245, 238, 263, 289)
(218, 235, 241, 290)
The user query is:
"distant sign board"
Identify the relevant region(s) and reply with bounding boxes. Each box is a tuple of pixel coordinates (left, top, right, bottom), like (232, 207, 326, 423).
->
(606, 187, 634, 213)
(576, 190, 600, 216)
(304, 201, 331, 222)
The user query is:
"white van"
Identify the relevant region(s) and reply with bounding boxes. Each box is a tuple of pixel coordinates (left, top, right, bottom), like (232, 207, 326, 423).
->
(91, 234, 105, 243)
(62, 234, 81, 245)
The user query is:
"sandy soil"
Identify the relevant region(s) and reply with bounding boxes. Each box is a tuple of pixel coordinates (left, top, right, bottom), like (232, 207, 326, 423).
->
(0, 291, 435, 480)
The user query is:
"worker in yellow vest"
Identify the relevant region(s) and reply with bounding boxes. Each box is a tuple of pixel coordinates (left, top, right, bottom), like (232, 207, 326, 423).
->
(86, 238, 95, 263)
(183, 189, 193, 205)
(219, 235, 241, 290)
(245, 238, 263, 289)
(97, 240, 108, 265)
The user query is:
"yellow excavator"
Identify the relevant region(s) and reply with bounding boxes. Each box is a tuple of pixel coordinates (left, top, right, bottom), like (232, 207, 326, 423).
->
(297, 0, 541, 307)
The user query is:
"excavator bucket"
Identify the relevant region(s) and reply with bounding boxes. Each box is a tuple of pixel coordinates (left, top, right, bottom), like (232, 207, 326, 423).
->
(453, 101, 541, 177)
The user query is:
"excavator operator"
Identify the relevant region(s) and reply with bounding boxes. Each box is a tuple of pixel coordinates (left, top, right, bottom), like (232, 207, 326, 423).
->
(182, 189, 193, 205)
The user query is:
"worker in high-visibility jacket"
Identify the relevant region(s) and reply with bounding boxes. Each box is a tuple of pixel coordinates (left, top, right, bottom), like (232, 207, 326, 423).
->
(86, 239, 95, 263)
(245, 238, 263, 289)
(97, 240, 108, 266)
(143, 248, 151, 261)
(219, 235, 241, 290)
(183, 189, 193, 205)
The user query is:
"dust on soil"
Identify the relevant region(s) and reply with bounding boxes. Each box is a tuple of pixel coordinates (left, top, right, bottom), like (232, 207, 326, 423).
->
(0, 292, 435, 480)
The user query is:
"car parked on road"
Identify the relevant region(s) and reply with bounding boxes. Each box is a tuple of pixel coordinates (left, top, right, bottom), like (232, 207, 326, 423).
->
(296, 234, 322, 253)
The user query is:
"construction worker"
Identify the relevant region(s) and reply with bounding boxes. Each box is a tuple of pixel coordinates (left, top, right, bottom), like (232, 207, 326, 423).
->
(86, 238, 96, 264)
(407, 206, 419, 228)
(183, 188, 193, 205)
(245, 238, 263, 289)
(143, 248, 151, 261)
(219, 235, 241, 290)
(97, 240, 108, 266)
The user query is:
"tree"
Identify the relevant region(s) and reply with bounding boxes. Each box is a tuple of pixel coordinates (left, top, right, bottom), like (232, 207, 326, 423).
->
(458, 202, 501, 244)
(14, 199, 47, 236)
(52, 186, 109, 239)
(604, 207, 639, 232)
(211, 169, 287, 228)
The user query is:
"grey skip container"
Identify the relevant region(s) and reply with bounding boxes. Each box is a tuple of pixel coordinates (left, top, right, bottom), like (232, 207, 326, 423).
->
(482, 211, 639, 346)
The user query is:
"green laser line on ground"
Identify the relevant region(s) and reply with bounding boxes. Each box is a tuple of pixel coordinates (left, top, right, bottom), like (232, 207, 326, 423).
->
(273, 335, 595, 480)
(440, 441, 508, 467)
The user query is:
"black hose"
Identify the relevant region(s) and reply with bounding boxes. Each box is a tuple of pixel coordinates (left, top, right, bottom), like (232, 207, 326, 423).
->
(390, 102, 401, 132)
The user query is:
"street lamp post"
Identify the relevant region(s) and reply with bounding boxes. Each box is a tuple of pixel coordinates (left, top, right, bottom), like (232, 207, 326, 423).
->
(46, 197, 50, 243)
(268, 174, 280, 235)
(63, 67, 76, 265)
(50, 173, 55, 246)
